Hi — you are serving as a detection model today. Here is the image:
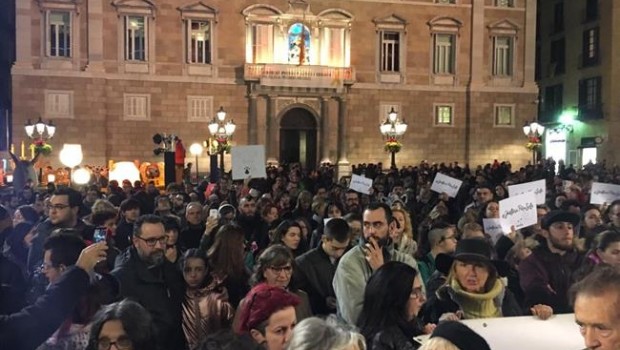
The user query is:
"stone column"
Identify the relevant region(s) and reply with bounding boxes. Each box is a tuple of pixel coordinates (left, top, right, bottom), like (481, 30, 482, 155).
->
(14, 0, 32, 68)
(320, 96, 331, 164)
(523, 0, 538, 89)
(86, 0, 105, 71)
(337, 96, 350, 177)
(266, 95, 278, 164)
(469, 0, 485, 86)
(247, 93, 258, 144)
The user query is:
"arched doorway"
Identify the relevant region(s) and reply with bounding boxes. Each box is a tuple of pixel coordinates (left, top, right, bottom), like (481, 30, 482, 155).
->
(280, 107, 317, 170)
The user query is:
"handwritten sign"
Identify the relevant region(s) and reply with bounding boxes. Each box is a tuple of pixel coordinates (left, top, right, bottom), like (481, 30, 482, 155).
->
(508, 179, 546, 205)
(483, 218, 505, 244)
(430, 173, 463, 198)
(499, 193, 537, 232)
(590, 182, 620, 205)
(231, 145, 267, 180)
(349, 174, 373, 195)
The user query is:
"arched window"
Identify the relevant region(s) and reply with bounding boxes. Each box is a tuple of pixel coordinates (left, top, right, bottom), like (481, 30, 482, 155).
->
(288, 23, 311, 64)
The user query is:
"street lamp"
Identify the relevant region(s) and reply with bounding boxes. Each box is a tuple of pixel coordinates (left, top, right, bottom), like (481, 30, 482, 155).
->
(379, 107, 408, 169)
(25, 117, 55, 156)
(189, 143, 203, 181)
(523, 120, 545, 164)
(208, 106, 236, 173)
(59, 144, 83, 186)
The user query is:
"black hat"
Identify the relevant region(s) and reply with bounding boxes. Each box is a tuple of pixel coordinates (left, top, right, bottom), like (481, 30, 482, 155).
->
(541, 210, 580, 230)
(435, 238, 509, 276)
(431, 321, 490, 350)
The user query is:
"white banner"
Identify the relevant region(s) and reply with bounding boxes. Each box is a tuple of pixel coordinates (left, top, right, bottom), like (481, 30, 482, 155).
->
(231, 145, 267, 180)
(499, 193, 537, 232)
(349, 174, 373, 195)
(590, 182, 620, 205)
(508, 179, 546, 205)
(483, 218, 505, 244)
(430, 173, 463, 198)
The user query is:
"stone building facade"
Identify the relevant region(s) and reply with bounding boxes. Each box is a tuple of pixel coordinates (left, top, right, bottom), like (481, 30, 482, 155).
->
(12, 0, 538, 174)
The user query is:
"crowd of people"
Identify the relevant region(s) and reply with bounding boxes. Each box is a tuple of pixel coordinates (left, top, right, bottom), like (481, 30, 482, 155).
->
(1, 158, 620, 350)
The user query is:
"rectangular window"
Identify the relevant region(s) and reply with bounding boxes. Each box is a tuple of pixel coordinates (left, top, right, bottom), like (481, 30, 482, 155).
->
(435, 105, 453, 125)
(586, 0, 598, 21)
(380, 31, 400, 72)
(495, 0, 514, 7)
(44, 90, 74, 119)
(252, 24, 273, 64)
(187, 96, 213, 122)
(550, 38, 565, 75)
(582, 27, 599, 67)
(123, 94, 150, 121)
(494, 105, 514, 126)
(436, 0, 455, 3)
(434, 34, 455, 74)
(187, 20, 211, 64)
(553, 2, 564, 33)
(543, 84, 563, 122)
(327, 27, 345, 67)
(48, 11, 71, 57)
(493, 36, 513, 76)
(124, 16, 146, 61)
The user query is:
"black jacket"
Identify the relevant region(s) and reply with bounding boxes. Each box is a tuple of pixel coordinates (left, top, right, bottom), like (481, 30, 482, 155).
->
(369, 324, 422, 350)
(420, 284, 522, 324)
(179, 223, 205, 249)
(295, 245, 339, 315)
(0, 254, 27, 315)
(112, 247, 187, 350)
(0, 267, 89, 350)
(114, 217, 134, 251)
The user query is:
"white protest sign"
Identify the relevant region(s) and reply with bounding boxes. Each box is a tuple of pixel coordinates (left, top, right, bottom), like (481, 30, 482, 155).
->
(430, 173, 463, 198)
(590, 182, 620, 205)
(483, 218, 505, 244)
(508, 179, 546, 205)
(349, 174, 373, 195)
(499, 192, 537, 232)
(231, 145, 267, 180)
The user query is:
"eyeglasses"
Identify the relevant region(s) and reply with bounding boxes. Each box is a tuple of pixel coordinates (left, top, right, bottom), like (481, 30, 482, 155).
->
(97, 336, 133, 350)
(410, 287, 424, 299)
(46, 203, 70, 211)
(135, 235, 167, 247)
(268, 265, 293, 275)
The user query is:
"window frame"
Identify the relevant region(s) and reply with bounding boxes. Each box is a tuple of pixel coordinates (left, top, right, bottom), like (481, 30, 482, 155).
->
(433, 103, 454, 127)
(493, 104, 515, 128)
(433, 33, 456, 75)
(492, 36, 513, 77)
(186, 19, 212, 64)
(187, 96, 214, 122)
(44, 90, 74, 119)
(582, 27, 599, 67)
(46, 11, 72, 58)
(495, 0, 515, 7)
(112, 0, 156, 73)
(374, 14, 407, 83)
(124, 15, 147, 61)
(379, 31, 401, 73)
(123, 93, 151, 121)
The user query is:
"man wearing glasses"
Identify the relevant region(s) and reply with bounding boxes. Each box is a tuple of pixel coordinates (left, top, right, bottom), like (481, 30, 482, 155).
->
(27, 187, 94, 275)
(112, 214, 186, 350)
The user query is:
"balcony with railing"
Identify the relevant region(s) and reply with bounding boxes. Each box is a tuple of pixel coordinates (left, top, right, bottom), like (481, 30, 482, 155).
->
(244, 64, 356, 89)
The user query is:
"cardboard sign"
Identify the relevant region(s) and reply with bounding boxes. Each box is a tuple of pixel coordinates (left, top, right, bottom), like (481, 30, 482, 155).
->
(590, 182, 620, 205)
(483, 218, 505, 244)
(508, 179, 546, 205)
(430, 173, 463, 198)
(231, 145, 267, 180)
(499, 193, 537, 232)
(349, 174, 373, 195)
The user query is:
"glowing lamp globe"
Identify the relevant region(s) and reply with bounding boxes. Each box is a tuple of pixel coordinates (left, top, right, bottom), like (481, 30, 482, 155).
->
(72, 168, 91, 185)
(109, 162, 141, 184)
(59, 144, 83, 168)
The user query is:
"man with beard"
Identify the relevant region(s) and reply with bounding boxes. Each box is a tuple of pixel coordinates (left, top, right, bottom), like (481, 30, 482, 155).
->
(333, 202, 419, 324)
(519, 210, 584, 314)
(179, 202, 205, 249)
(344, 190, 361, 215)
(235, 195, 261, 244)
(112, 215, 186, 349)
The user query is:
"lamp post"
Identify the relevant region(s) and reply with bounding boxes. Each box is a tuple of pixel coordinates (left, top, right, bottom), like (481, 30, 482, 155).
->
(522, 121, 545, 164)
(189, 143, 203, 182)
(25, 117, 56, 154)
(379, 107, 408, 169)
(208, 106, 236, 174)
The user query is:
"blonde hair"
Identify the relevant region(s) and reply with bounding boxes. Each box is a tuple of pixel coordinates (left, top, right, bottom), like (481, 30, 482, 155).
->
(418, 337, 460, 350)
(392, 207, 414, 240)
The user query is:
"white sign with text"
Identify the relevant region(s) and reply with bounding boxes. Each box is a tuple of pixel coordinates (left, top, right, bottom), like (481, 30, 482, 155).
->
(499, 192, 537, 232)
(590, 182, 620, 205)
(508, 179, 546, 205)
(231, 145, 267, 180)
(430, 173, 463, 198)
(349, 174, 373, 195)
(483, 218, 506, 244)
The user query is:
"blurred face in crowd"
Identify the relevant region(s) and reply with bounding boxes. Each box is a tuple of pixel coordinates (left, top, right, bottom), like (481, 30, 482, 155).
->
(48, 194, 78, 227)
(609, 204, 620, 228)
(42, 250, 65, 284)
(598, 242, 620, 267)
(173, 195, 185, 209)
(123, 207, 140, 223)
(322, 236, 349, 260)
(33, 197, 45, 214)
(348, 220, 362, 243)
(165, 228, 179, 246)
(264, 262, 293, 288)
(406, 276, 425, 321)
(85, 190, 99, 204)
(316, 187, 328, 199)
(281, 226, 301, 250)
(485, 202, 500, 219)
(462, 229, 485, 240)
(454, 260, 490, 293)
(264, 207, 279, 225)
(251, 306, 296, 350)
(390, 210, 406, 241)
(584, 208, 603, 230)
(97, 320, 132, 350)
(544, 221, 574, 252)
(12, 208, 26, 226)
(574, 292, 620, 350)
(438, 228, 458, 254)
(156, 199, 171, 215)
(534, 208, 549, 231)
(362, 207, 393, 247)
(345, 193, 360, 213)
(295, 219, 308, 238)
(476, 188, 493, 205)
(239, 198, 257, 217)
(185, 204, 203, 226)
(133, 222, 166, 266)
(104, 218, 117, 236)
(555, 195, 567, 209)
(183, 257, 207, 289)
(327, 205, 342, 218)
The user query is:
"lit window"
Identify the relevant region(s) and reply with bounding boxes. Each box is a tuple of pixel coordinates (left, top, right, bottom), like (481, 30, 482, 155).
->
(124, 16, 147, 61)
(48, 11, 71, 57)
(252, 24, 273, 64)
(380, 31, 400, 72)
(288, 23, 310, 65)
(495, 0, 514, 7)
(434, 34, 455, 74)
(187, 20, 211, 64)
(435, 105, 453, 125)
(493, 36, 513, 76)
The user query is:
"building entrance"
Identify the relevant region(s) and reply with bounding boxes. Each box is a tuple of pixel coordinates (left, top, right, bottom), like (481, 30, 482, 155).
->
(279, 107, 317, 170)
